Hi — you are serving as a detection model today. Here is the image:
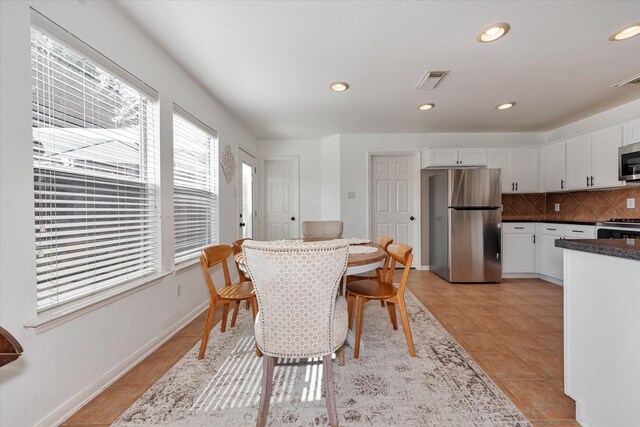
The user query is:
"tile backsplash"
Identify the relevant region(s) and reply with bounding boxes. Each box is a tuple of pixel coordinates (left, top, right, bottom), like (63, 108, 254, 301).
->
(502, 186, 640, 221)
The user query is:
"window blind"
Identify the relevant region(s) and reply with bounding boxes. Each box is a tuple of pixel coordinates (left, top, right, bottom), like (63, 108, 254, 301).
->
(173, 108, 218, 263)
(31, 26, 159, 311)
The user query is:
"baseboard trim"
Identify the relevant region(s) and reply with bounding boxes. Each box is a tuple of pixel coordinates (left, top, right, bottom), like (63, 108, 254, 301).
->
(39, 301, 209, 427)
(419, 265, 430, 271)
(502, 273, 563, 286)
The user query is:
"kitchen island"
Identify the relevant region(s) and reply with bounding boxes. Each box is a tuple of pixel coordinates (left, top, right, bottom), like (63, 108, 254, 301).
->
(555, 238, 640, 427)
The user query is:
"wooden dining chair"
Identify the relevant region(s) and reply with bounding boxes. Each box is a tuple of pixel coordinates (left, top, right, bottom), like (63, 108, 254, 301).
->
(232, 237, 252, 282)
(242, 239, 349, 427)
(198, 244, 259, 360)
(346, 243, 416, 359)
(348, 235, 393, 281)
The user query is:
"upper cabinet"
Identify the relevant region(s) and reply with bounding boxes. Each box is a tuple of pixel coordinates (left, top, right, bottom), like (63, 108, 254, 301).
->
(566, 125, 623, 190)
(623, 117, 640, 146)
(540, 140, 566, 192)
(488, 147, 538, 193)
(421, 148, 487, 168)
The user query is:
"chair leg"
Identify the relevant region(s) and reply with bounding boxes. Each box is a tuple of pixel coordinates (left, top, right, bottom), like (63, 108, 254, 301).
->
(256, 356, 275, 427)
(230, 300, 241, 327)
(347, 292, 356, 330)
(220, 303, 229, 333)
(386, 301, 398, 330)
(354, 297, 367, 359)
(380, 300, 385, 307)
(337, 344, 345, 366)
(251, 298, 263, 358)
(323, 354, 339, 427)
(397, 299, 416, 357)
(198, 300, 217, 360)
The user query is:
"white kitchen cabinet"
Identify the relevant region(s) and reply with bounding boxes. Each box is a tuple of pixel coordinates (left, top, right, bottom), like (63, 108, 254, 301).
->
(540, 140, 566, 192)
(623, 117, 640, 146)
(537, 226, 565, 282)
(503, 223, 536, 273)
(566, 125, 623, 190)
(422, 148, 487, 168)
(537, 223, 596, 283)
(488, 147, 538, 193)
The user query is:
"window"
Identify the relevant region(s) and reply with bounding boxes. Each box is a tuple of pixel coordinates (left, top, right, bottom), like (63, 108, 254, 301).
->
(31, 23, 158, 311)
(173, 107, 218, 263)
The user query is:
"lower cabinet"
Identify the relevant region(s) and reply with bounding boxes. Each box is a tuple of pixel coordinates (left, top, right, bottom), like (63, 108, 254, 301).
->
(503, 224, 536, 273)
(502, 222, 595, 283)
(537, 223, 596, 283)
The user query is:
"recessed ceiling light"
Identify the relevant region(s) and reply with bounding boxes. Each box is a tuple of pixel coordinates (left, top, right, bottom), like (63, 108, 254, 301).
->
(329, 81, 350, 92)
(609, 22, 640, 41)
(496, 102, 516, 110)
(476, 22, 511, 42)
(417, 103, 435, 111)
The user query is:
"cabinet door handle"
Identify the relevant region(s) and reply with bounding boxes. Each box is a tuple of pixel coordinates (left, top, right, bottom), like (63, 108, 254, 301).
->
(533, 235, 536, 244)
(590, 176, 594, 186)
(586, 176, 590, 187)
(515, 182, 518, 191)
(571, 230, 584, 233)
(561, 179, 564, 189)
(512, 182, 515, 191)
(514, 226, 525, 229)
(547, 228, 556, 231)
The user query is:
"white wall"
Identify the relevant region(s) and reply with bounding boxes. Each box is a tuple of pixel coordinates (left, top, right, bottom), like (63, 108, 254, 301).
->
(0, 2, 257, 426)
(320, 135, 341, 220)
(338, 132, 544, 239)
(545, 98, 640, 142)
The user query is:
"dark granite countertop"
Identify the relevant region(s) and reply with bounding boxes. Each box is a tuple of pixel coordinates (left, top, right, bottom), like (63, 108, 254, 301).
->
(555, 238, 640, 261)
(503, 219, 597, 226)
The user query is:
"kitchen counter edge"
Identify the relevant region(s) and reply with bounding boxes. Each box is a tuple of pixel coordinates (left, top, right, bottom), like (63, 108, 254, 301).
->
(502, 219, 597, 226)
(555, 238, 640, 261)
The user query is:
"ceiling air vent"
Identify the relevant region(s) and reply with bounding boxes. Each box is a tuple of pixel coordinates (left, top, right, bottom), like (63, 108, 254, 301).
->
(612, 72, 640, 88)
(416, 70, 449, 90)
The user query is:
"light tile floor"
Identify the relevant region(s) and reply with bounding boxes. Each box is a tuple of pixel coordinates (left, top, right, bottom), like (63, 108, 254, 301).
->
(62, 271, 578, 426)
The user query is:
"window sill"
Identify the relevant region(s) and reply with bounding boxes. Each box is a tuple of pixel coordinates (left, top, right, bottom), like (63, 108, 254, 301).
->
(172, 257, 200, 274)
(24, 271, 171, 334)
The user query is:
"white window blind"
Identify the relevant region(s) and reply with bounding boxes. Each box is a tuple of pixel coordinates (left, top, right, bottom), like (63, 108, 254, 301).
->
(31, 25, 159, 311)
(173, 108, 218, 263)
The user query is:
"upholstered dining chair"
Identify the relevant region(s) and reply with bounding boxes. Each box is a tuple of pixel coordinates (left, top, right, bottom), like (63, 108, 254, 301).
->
(346, 243, 416, 359)
(301, 220, 343, 239)
(198, 244, 258, 360)
(242, 239, 349, 427)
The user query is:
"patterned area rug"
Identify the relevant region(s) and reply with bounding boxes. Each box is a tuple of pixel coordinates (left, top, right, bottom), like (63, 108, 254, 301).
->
(113, 292, 530, 426)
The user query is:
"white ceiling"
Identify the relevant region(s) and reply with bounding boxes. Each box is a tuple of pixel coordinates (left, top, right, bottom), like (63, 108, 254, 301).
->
(115, 1, 640, 139)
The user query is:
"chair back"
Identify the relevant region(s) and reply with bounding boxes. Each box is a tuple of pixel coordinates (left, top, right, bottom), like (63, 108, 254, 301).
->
(385, 243, 413, 297)
(243, 239, 349, 358)
(374, 235, 393, 251)
(232, 238, 252, 281)
(200, 245, 234, 299)
(302, 221, 343, 239)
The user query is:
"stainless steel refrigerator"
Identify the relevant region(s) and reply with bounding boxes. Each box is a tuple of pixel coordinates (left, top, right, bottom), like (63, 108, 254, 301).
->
(429, 169, 502, 283)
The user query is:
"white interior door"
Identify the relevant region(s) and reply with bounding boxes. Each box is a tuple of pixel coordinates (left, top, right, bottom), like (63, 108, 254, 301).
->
(371, 155, 417, 253)
(264, 158, 299, 240)
(238, 149, 256, 239)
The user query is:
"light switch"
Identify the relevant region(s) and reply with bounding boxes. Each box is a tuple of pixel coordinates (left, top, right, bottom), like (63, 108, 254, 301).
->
(554, 203, 560, 212)
(347, 191, 356, 199)
(627, 198, 636, 209)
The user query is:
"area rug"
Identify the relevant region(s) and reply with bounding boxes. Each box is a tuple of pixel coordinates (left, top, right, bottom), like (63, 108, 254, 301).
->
(112, 291, 530, 426)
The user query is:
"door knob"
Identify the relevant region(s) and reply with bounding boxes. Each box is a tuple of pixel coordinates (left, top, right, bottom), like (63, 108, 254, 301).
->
(239, 222, 245, 227)
(410, 216, 415, 221)
(291, 217, 296, 221)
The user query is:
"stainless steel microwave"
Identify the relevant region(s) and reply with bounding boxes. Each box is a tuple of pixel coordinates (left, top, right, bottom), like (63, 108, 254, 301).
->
(619, 142, 640, 181)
